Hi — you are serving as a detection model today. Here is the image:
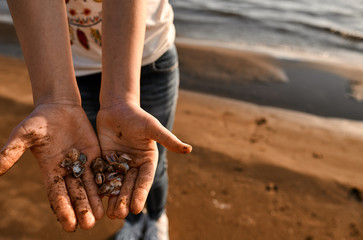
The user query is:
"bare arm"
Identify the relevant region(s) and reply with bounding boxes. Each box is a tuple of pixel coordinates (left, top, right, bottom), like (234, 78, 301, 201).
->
(100, 0, 146, 106)
(1, 0, 104, 231)
(98, 0, 192, 219)
(7, 0, 80, 106)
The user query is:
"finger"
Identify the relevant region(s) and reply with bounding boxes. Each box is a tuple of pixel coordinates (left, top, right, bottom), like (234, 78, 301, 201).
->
(65, 176, 95, 230)
(44, 174, 78, 232)
(146, 117, 192, 154)
(0, 129, 27, 175)
(130, 163, 155, 215)
(114, 168, 138, 219)
(107, 196, 117, 219)
(81, 165, 104, 220)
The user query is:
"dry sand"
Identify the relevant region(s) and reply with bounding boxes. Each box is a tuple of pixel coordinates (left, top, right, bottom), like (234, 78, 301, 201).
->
(170, 91, 363, 240)
(0, 43, 362, 240)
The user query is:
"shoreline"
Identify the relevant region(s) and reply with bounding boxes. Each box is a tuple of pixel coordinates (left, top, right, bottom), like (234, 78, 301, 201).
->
(175, 37, 363, 69)
(1, 18, 362, 119)
(175, 39, 363, 121)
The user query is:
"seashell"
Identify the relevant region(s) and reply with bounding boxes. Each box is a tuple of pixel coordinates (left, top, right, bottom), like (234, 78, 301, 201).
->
(104, 172, 118, 181)
(109, 178, 122, 189)
(97, 182, 113, 196)
(120, 153, 132, 161)
(110, 152, 118, 162)
(68, 148, 80, 162)
(104, 172, 124, 182)
(93, 153, 131, 196)
(105, 155, 113, 163)
(60, 149, 87, 178)
(107, 164, 115, 173)
(61, 158, 73, 171)
(91, 158, 107, 174)
(114, 174, 124, 183)
(95, 172, 105, 186)
(72, 161, 84, 178)
(110, 189, 120, 196)
(79, 153, 87, 164)
(97, 179, 122, 196)
(116, 162, 129, 174)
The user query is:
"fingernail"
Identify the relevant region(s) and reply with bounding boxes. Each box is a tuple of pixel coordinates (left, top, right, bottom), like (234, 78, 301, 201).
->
(183, 144, 192, 153)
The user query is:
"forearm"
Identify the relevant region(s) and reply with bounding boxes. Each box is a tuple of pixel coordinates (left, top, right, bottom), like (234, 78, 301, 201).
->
(100, 0, 146, 107)
(7, 1, 80, 106)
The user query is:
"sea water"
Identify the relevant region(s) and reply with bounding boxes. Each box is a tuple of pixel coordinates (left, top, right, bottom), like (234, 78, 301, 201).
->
(1, 0, 363, 119)
(170, 0, 363, 119)
(1, 0, 363, 64)
(171, 0, 363, 65)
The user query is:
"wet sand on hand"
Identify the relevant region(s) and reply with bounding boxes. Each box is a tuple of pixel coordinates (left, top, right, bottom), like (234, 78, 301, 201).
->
(0, 41, 363, 240)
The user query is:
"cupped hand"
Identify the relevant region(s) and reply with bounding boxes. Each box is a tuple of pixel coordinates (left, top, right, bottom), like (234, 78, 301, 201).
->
(96, 102, 192, 219)
(0, 103, 104, 232)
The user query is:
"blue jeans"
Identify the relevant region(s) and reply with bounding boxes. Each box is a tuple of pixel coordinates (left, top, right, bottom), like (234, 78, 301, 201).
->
(76, 45, 179, 222)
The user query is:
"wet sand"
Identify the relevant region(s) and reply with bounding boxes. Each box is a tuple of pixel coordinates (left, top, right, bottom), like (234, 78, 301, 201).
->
(176, 40, 363, 120)
(0, 41, 363, 239)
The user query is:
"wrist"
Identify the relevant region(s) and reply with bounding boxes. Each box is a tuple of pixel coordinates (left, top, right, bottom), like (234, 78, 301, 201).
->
(99, 96, 139, 110)
(99, 96, 140, 112)
(32, 80, 81, 107)
(34, 96, 81, 107)
(99, 82, 140, 109)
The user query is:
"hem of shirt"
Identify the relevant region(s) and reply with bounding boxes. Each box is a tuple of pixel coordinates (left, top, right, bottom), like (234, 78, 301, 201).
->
(75, 42, 174, 77)
(75, 69, 103, 77)
(141, 40, 173, 67)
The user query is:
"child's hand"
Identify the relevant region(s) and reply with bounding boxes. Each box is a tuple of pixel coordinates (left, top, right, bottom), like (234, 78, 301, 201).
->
(0, 103, 104, 232)
(96, 102, 192, 219)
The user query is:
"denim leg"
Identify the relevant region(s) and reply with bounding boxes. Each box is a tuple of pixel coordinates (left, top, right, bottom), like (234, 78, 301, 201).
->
(128, 45, 179, 222)
(76, 72, 101, 130)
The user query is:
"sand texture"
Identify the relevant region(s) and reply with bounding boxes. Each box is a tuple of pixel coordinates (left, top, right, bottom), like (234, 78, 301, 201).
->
(169, 90, 363, 240)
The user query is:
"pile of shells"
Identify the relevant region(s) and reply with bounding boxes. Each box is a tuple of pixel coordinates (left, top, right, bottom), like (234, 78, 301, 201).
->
(60, 148, 87, 178)
(91, 152, 131, 197)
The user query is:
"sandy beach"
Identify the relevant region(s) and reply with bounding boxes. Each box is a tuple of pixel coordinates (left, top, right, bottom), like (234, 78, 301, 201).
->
(0, 38, 363, 240)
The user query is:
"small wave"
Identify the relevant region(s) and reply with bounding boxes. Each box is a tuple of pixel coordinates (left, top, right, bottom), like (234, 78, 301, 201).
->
(290, 20, 363, 42)
(173, 2, 259, 23)
(202, 8, 253, 20)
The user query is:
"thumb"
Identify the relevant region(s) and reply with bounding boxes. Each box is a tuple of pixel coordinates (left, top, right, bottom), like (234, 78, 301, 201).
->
(146, 117, 192, 154)
(0, 126, 28, 176)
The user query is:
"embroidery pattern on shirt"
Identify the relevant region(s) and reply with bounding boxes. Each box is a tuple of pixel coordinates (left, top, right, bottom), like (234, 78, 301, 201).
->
(90, 28, 102, 46)
(66, 0, 102, 50)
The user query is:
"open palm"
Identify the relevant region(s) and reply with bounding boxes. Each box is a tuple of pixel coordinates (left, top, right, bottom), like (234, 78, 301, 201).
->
(0, 103, 104, 231)
(97, 103, 192, 219)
